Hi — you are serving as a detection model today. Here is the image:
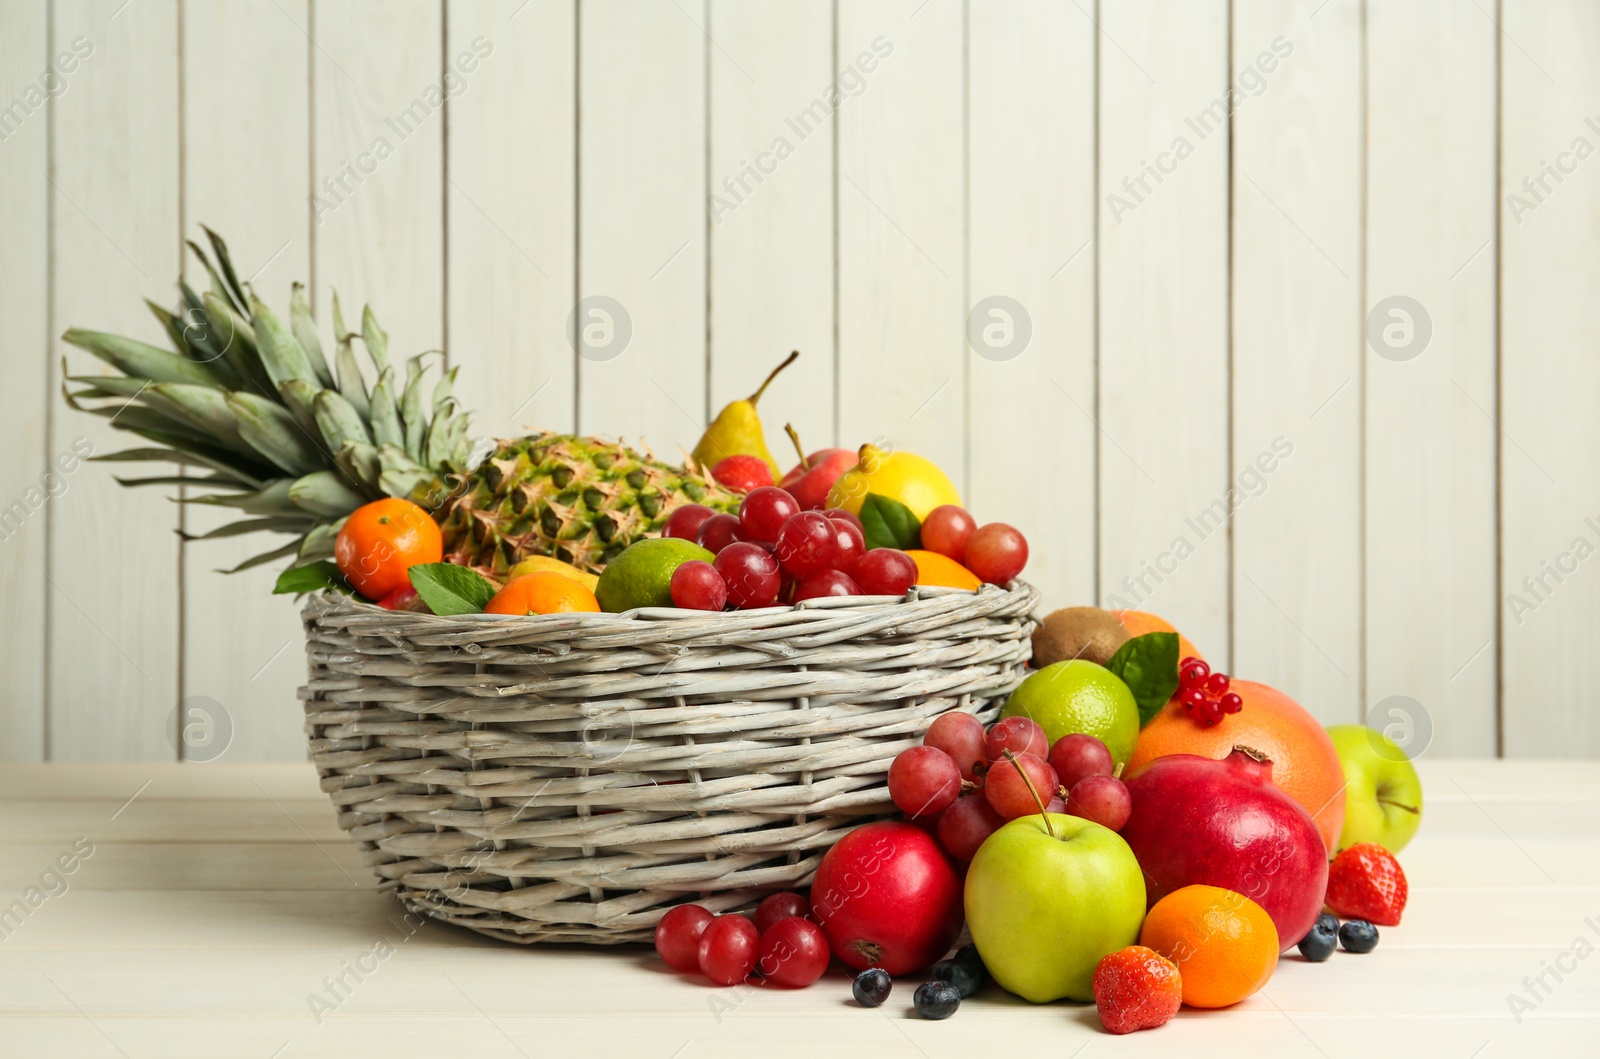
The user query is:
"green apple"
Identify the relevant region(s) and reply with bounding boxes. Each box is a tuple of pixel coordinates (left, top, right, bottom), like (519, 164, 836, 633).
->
(1327, 724, 1424, 854)
(964, 812, 1146, 1003)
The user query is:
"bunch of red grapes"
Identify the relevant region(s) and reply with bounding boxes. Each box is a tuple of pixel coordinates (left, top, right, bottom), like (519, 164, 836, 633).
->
(663, 487, 919, 610)
(1175, 656, 1242, 727)
(654, 891, 828, 988)
(888, 714, 1132, 862)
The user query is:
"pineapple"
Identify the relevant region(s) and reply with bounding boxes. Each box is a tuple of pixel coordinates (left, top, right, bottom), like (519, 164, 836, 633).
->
(60, 229, 735, 576)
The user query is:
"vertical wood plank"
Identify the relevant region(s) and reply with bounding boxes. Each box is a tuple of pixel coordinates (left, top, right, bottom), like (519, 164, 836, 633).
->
(836, 0, 964, 482)
(1501, 1, 1600, 756)
(707, 0, 833, 460)
(446, 0, 576, 441)
(0, 0, 50, 760)
(50, 0, 181, 759)
(967, 0, 1096, 608)
(179, 0, 311, 762)
(1097, 0, 1231, 660)
(1230, 0, 1363, 724)
(576, 0, 706, 457)
(1365, 0, 1497, 756)
(311, 0, 444, 353)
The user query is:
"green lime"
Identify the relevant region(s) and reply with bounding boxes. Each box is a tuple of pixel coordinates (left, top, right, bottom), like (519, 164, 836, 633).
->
(1001, 660, 1140, 768)
(594, 538, 715, 612)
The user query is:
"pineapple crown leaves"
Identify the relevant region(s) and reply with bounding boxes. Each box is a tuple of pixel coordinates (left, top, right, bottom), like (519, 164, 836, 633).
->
(60, 229, 472, 573)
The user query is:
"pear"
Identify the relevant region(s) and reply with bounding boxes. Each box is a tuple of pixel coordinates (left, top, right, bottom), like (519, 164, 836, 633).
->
(691, 350, 798, 478)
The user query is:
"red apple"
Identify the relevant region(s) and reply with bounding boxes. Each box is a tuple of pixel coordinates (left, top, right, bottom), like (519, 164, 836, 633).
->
(1119, 748, 1328, 951)
(780, 448, 857, 510)
(810, 821, 963, 974)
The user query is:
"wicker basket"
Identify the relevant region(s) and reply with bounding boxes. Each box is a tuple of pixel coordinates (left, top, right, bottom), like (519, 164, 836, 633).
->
(301, 581, 1040, 945)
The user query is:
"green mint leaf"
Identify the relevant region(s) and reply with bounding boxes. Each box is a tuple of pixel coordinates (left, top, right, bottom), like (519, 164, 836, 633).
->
(1106, 631, 1181, 727)
(408, 562, 496, 615)
(858, 493, 922, 551)
(273, 560, 353, 596)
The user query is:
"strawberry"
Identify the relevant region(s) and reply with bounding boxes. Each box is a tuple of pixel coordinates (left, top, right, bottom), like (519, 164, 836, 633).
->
(1092, 946, 1182, 1035)
(710, 454, 773, 493)
(1325, 842, 1408, 926)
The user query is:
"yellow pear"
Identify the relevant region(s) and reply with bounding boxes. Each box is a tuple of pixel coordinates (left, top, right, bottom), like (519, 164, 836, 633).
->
(825, 443, 962, 520)
(690, 351, 798, 478)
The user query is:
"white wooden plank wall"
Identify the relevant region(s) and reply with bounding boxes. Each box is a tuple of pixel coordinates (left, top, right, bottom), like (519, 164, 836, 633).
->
(3, 0, 1597, 762)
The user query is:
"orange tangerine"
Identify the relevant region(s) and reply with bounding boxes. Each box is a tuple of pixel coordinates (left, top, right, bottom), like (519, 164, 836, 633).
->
(485, 572, 600, 615)
(905, 549, 982, 590)
(1139, 885, 1278, 1008)
(1113, 609, 1203, 663)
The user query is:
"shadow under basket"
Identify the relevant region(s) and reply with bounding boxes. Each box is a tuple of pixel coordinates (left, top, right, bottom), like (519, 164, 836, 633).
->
(301, 581, 1040, 945)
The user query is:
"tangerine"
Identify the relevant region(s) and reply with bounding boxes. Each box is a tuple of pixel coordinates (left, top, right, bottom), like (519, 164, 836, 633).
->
(485, 571, 601, 615)
(334, 498, 442, 601)
(1128, 678, 1346, 851)
(1139, 884, 1278, 1008)
(1114, 609, 1203, 663)
(905, 549, 982, 590)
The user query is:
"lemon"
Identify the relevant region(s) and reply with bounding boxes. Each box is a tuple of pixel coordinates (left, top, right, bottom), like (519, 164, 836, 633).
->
(1001, 660, 1141, 768)
(825, 443, 961, 520)
(594, 538, 714, 613)
(507, 554, 599, 592)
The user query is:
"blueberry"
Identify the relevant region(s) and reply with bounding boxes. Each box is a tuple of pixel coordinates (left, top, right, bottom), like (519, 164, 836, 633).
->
(953, 944, 989, 982)
(913, 979, 961, 1020)
(852, 967, 891, 1007)
(930, 957, 983, 998)
(1297, 922, 1337, 962)
(1338, 919, 1379, 954)
(1317, 912, 1339, 935)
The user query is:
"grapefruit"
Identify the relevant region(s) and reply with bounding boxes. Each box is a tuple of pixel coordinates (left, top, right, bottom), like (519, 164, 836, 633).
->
(1127, 679, 1345, 851)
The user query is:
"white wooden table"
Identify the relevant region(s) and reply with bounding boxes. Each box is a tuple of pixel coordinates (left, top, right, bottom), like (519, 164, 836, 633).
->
(2, 760, 1595, 1058)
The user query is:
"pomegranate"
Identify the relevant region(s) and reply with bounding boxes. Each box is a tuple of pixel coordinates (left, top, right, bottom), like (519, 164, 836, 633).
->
(810, 821, 963, 974)
(1120, 747, 1328, 951)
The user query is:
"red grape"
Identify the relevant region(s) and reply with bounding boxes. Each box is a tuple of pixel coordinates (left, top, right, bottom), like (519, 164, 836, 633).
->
(793, 569, 860, 601)
(984, 716, 1048, 762)
(1047, 733, 1114, 790)
(698, 914, 760, 985)
(963, 523, 1028, 584)
(828, 517, 866, 574)
(655, 903, 714, 972)
(888, 746, 961, 818)
(664, 503, 715, 542)
(924, 712, 986, 783)
(936, 794, 1005, 861)
(822, 508, 864, 533)
(920, 505, 977, 562)
(1065, 774, 1132, 831)
(756, 916, 831, 988)
(739, 486, 801, 543)
(774, 511, 837, 577)
(853, 548, 917, 596)
(1045, 796, 1067, 814)
(670, 560, 728, 611)
(714, 542, 782, 609)
(697, 512, 746, 554)
(754, 892, 810, 934)
(984, 752, 1058, 820)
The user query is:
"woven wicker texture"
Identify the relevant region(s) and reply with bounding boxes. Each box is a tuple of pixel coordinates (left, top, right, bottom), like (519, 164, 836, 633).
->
(302, 581, 1040, 945)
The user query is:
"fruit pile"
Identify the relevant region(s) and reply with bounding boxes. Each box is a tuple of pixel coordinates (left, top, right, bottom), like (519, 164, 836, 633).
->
(641, 604, 1425, 1035)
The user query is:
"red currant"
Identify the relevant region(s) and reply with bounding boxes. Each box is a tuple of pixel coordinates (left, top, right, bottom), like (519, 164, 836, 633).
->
(698, 914, 760, 985)
(1180, 687, 1206, 710)
(1179, 658, 1210, 688)
(714, 542, 782, 609)
(963, 523, 1029, 584)
(774, 511, 837, 578)
(655, 903, 714, 972)
(738, 486, 800, 544)
(792, 569, 860, 601)
(852, 548, 917, 596)
(1204, 672, 1231, 697)
(1221, 692, 1244, 714)
(696, 512, 746, 554)
(669, 560, 728, 611)
(920, 505, 977, 562)
(1196, 699, 1223, 726)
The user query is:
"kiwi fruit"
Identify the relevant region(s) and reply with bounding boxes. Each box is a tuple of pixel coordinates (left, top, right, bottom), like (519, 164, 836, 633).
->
(1031, 606, 1130, 668)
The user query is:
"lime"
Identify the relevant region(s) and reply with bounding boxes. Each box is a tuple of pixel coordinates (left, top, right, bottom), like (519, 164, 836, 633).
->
(1001, 660, 1140, 768)
(594, 538, 714, 612)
